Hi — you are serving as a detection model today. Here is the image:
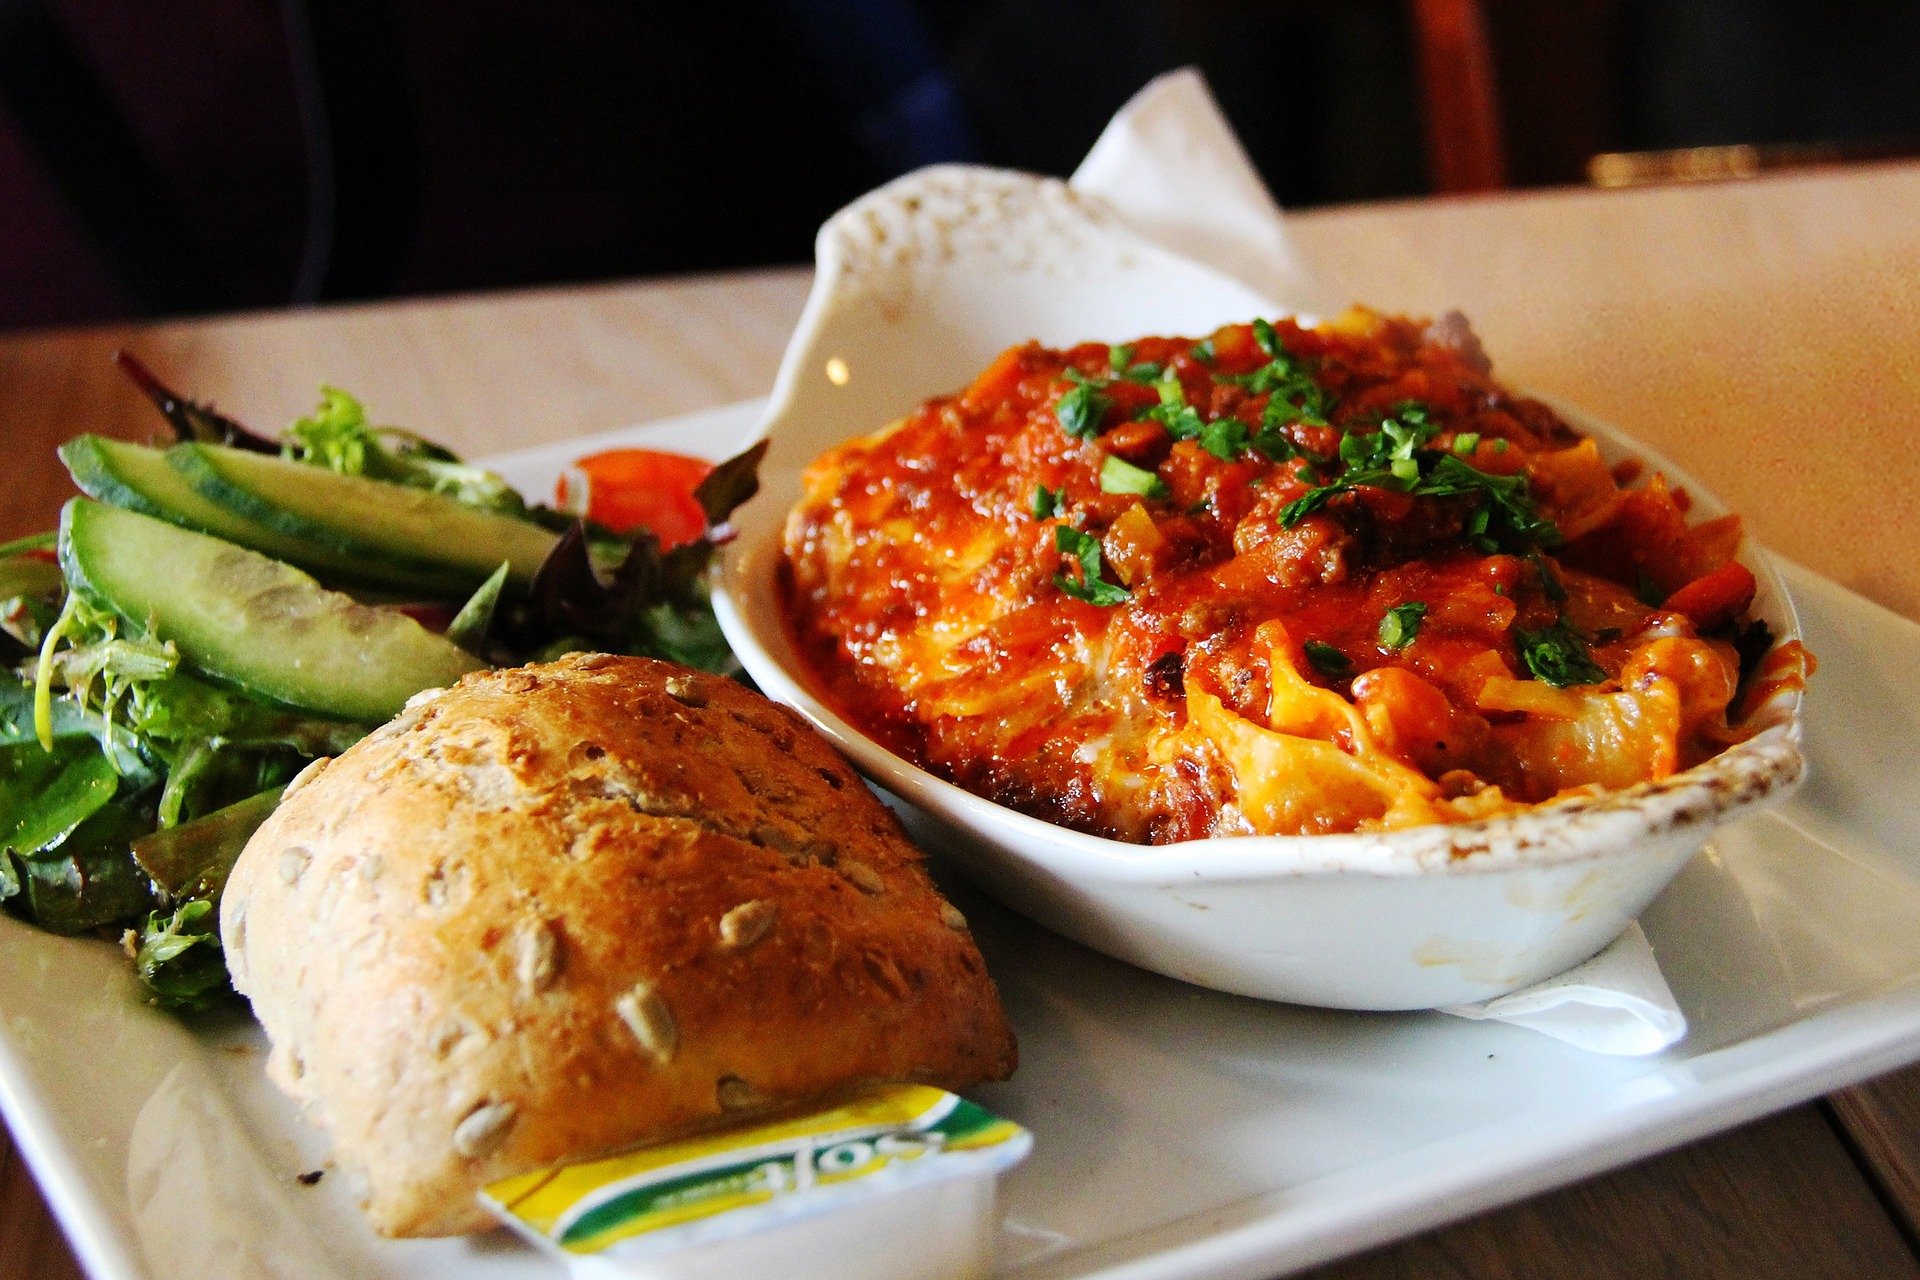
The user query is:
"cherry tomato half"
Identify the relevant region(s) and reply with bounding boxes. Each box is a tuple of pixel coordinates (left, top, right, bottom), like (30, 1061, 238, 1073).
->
(557, 448, 714, 548)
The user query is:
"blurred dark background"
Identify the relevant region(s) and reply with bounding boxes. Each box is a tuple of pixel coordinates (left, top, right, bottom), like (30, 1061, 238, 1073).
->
(3, 0, 1917, 332)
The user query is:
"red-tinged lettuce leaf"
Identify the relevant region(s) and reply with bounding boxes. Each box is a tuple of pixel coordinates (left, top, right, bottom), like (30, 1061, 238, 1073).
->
(528, 522, 630, 643)
(523, 521, 737, 673)
(693, 439, 768, 529)
(115, 351, 280, 453)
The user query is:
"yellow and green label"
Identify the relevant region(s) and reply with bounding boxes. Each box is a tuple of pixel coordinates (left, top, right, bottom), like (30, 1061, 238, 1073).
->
(482, 1085, 1030, 1258)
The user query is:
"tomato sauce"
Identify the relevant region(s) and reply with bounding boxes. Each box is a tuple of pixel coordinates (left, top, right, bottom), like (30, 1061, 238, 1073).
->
(782, 308, 1785, 842)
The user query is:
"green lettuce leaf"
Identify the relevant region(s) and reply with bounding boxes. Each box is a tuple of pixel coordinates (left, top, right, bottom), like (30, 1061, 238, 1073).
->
(283, 387, 525, 513)
(134, 899, 231, 1012)
(125, 672, 369, 757)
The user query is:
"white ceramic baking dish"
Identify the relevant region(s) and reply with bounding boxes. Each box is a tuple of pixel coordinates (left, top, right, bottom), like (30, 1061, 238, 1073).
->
(712, 164, 1806, 1010)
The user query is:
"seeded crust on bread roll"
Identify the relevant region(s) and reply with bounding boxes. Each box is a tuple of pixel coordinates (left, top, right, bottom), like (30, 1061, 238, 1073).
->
(220, 653, 1017, 1237)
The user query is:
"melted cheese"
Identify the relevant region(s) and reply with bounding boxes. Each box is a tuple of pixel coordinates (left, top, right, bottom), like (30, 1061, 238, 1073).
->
(782, 313, 1774, 843)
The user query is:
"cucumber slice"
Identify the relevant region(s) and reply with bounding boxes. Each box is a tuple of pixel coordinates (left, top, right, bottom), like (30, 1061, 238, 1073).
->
(60, 435, 455, 595)
(59, 498, 484, 722)
(168, 442, 559, 586)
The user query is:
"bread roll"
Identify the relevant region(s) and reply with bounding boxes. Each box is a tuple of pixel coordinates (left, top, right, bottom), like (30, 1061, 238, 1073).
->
(221, 653, 1017, 1237)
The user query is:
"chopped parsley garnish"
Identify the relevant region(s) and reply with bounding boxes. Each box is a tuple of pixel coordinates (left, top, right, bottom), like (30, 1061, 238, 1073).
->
(1251, 430, 1300, 464)
(1104, 344, 1163, 383)
(1252, 318, 1283, 358)
(1275, 401, 1559, 553)
(1304, 640, 1353, 680)
(1251, 404, 1305, 463)
(1056, 375, 1112, 439)
(1130, 341, 1326, 465)
(1143, 369, 1206, 440)
(1153, 406, 1206, 440)
(1240, 320, 1330, 422)
(1053, 525, 1130, 606)
(1189, 338, 1216, 363)
(1218, 328, 1330, 427)
(1378, 602, 1427, 650)
(1417, 455, 1561, 549)
(1033, 484, 1065, 520)
(1099, 454, 1168, 499)
(1197, 418, 1251, 462)
(1515, 620, 1606, 687)
(1278, 485, 1339, 526)
(1278, 403, 1437, 524)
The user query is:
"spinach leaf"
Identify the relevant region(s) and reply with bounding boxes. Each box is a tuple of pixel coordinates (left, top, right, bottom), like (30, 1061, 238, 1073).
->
(134, 786, 281, 903)
(635, 599, 738, 675)
(448, 561, 511, 655)
(126, 672, 367, 757)
(0, 740, 121, 857)
(16, 802, 157, 933)
(0, 675, 108, 751)
(152, 737, 298, 829)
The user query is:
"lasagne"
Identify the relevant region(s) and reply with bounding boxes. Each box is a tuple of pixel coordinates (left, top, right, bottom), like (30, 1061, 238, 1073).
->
(781, 308, 1808, 842)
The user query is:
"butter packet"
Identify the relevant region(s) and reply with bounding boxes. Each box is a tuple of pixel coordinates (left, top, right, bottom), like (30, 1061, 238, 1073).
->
(480, 1085, 1032, 1280)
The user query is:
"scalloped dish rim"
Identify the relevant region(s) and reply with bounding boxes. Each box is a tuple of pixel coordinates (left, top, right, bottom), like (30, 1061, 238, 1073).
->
(711, 160, 1806, 893)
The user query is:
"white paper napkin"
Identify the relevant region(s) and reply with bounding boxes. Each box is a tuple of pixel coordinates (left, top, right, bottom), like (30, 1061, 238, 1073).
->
(1070, 70, 1327, 313)
(1066, 69, 1686, 1057)
(1439, 923, 1686, 1055)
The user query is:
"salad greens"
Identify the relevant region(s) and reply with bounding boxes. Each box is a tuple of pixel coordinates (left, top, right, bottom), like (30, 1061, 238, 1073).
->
(283, 385, 526, 513)
(4, 360, 763, 1012)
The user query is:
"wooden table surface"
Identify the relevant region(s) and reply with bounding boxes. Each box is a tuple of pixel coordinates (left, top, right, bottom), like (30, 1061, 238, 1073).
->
(5, 161, 1920, 1278)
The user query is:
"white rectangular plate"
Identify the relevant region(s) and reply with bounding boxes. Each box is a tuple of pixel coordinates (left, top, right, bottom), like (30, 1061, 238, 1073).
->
(4, 401, 1918, 1280)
